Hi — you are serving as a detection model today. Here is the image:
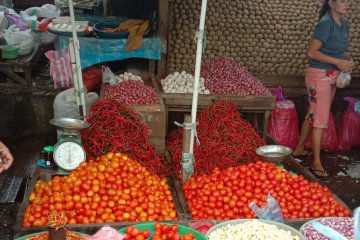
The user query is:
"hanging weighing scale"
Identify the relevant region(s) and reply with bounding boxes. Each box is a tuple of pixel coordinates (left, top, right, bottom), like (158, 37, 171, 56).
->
(50, 118, 90, 171)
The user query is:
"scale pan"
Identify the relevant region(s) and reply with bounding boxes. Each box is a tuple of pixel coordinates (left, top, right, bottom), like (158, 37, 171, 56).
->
(50, 118, 90, 131)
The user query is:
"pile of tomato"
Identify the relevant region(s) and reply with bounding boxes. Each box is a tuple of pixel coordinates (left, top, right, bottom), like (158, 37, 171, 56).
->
(22, 152, 177, 227)
(183, 161, 350, 220)
(124, 223, 195, 240)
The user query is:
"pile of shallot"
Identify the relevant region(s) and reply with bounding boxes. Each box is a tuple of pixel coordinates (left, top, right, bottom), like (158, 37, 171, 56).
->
(161, 71, 210, 94)
(105, 80, 159, 104)
(301, 218, 354, 240)
(201, 58, 271, 96)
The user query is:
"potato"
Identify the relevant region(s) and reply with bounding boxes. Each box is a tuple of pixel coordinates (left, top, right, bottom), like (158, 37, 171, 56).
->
(168, 0, 360, 74)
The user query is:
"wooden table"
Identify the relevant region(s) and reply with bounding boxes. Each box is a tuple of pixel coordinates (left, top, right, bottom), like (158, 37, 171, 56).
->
(151, 75, 276, 139)
(0, 45, 41, 86)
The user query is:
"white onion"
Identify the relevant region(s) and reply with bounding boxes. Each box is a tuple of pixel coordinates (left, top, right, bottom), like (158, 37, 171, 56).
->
(161, 71, 211, 94)
(116, 72, 143, 84)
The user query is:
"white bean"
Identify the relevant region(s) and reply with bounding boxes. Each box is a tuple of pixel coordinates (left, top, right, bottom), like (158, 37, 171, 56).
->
(208, 220, 300, 240)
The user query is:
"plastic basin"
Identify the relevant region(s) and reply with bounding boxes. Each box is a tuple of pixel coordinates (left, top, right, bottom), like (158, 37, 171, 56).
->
(206, 219, 305, 240)
(300, 217, 354, 239)
(118, 222, 207, 240)
(93, 19, 129, 39)
(2, 46, 19, 59)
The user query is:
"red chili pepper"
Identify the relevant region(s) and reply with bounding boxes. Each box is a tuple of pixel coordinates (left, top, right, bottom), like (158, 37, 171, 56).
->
(167, 101, 265, 176)
(82, 99, 172, 176)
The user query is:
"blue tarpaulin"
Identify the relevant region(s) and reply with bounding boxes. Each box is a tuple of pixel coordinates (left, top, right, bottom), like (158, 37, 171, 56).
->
(56, 36, 162, 69)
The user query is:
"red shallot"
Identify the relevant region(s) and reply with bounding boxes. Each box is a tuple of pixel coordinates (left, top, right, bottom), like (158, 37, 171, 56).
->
(201, 57, 271, 96)
(105, 80, 159, 104)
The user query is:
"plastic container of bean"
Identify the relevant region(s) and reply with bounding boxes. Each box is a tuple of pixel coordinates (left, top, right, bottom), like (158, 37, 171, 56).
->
(206, 219, 305, 240)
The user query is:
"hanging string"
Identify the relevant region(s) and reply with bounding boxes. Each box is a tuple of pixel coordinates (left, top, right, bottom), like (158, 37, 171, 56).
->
(174, 121, 200, 145)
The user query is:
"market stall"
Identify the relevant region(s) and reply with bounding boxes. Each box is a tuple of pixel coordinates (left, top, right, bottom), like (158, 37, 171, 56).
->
(12, 101, 353, 239)
(6, 0, 360, 239)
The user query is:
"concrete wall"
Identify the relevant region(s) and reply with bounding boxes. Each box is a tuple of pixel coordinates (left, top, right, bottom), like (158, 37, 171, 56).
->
(0, 92, 57, 139)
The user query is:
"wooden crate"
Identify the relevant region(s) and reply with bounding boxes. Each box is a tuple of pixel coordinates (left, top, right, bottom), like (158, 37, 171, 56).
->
(13, 166, 188, 236)
(153, 75, 275, 138)
(171, 158, 352, 226)
(167, 135, 352, 223)
(100, 78, 166, 152)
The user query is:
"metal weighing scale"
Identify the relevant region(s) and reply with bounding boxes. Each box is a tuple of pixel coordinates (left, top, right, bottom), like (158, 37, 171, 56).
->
(49, 118, 90, 172)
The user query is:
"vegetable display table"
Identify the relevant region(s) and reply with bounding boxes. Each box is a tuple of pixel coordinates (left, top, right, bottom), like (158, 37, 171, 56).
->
(152, 75, 276, 139)
(0, 44, 41, 86)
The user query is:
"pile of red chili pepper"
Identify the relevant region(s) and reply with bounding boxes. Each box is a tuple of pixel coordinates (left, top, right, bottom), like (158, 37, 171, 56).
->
(82, 99, 170, 175)
(166, 101, 265, 175)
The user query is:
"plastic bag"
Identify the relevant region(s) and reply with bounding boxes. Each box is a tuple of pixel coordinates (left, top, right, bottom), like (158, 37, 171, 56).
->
(305, 112, 340, 151)
(53, 88, 99, 139)
(3, 25, 35, 55)
(0, 12, 9, 32)
(102, 66, 117, 85)
(189, 222, 214, 235)
(268, 87, 299, 149)
(249, 193, 284, 223)
(336, 72, 351, 88)
(45, 48, 73, 89)
(84, 225, 126, 240)
(20, 4, 59, 28)
(4, 12, 27, 30)
(338, 97, 360, 150)
(83, 66, 102, 92)
(355, 207, 360, 240)
(24, 4, 59, 19)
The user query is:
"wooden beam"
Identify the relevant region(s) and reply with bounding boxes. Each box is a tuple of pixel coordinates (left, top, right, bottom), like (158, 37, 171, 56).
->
(158, 0, 169, 77)
(0, 69, 28, 85)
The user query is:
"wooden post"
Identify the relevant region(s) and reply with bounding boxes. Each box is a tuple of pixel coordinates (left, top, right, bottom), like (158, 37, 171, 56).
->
(181, 114, 192, 184)
(263, 110, 270, 139)
(158, 0, 170, 76)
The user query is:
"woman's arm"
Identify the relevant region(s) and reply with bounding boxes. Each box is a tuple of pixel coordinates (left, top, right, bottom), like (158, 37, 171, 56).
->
(307, 39, 353, 72)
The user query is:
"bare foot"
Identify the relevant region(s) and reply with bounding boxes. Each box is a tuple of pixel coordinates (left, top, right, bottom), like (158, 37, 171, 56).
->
(293, 149, 310, 157)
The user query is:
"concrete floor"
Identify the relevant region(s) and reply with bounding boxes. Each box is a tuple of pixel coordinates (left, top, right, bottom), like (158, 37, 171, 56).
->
(0, 134, 56, 240)
(298, 148, 360, 210)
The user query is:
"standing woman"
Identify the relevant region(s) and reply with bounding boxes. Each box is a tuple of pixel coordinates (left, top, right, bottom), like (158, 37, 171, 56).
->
(293, 0, 354, 177)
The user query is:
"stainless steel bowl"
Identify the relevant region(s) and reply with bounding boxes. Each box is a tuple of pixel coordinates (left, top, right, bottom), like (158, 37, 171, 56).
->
(49, 118, 90, 131)
(256, 145, 293, 163)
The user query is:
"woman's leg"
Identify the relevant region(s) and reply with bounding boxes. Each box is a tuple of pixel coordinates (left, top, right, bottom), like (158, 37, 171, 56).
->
(312, 127, 325, 175)
(293, 120, 312, 156)
(294, 67, 316, 156)
(308, 71, 336, 176)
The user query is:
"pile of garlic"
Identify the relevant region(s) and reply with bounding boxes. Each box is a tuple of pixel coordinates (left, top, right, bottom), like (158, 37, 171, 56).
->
(116, 72, 143, 84)
(208, 220, 300, 240)
(161, 71, 210, 94)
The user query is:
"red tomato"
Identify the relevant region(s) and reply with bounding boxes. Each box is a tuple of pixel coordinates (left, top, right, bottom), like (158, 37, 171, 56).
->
(183, 233, 194, 240)
(130, 227, 141, 237)
(141, 229, 150, 238)
(161, 224, 169, 234)
(172, 233, 181, 240)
